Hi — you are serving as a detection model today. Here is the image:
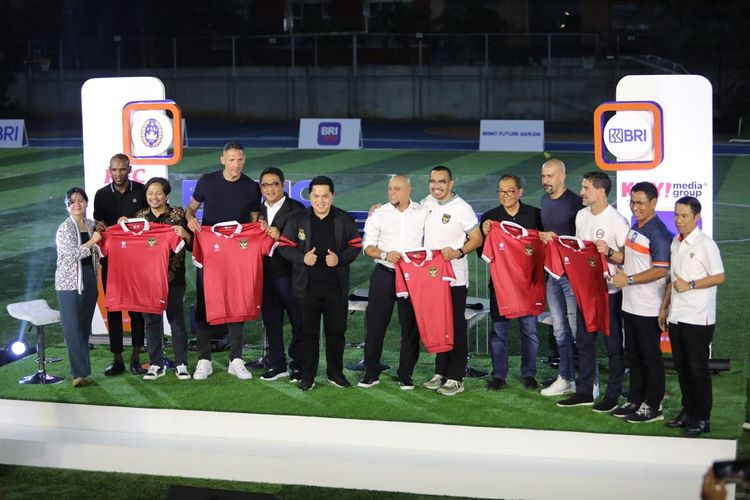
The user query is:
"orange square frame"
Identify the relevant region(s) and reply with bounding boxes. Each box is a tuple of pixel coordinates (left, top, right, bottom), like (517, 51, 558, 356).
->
(122, 100, 183, 165)
(593, 101, 663, 171)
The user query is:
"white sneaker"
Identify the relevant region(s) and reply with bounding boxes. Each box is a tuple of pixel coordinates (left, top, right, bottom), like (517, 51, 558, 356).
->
(540, 375, 575, 396)
(193, 359, 213, 380)
(143, 364, 165, 381)
(437, 379, 465, 396)
(423, 374, 445, 390)
(175, 363, 191, 380)
(228, 358, 253, 380)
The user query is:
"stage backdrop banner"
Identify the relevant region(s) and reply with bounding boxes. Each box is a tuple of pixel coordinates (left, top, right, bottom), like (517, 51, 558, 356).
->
(593, 75, 713, 237)
(298, 118, 363, 149)
(0, 120, 29, 148)
(479, 120, 544, 152)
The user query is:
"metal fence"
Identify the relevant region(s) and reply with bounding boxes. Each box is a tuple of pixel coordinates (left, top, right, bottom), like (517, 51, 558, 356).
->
(17, 32, 660, 75)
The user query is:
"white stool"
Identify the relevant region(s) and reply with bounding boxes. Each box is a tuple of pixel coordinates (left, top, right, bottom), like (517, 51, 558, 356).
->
(6, 299, 64, 384)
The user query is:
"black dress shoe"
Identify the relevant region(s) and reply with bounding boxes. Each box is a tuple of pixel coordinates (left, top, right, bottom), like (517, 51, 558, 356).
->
(523, 376, 539, 390)
(129, 360, 146, 375)
(104, 360, 126, 376)
(685, 420, 710, 437)
(665, 411, 689, 428)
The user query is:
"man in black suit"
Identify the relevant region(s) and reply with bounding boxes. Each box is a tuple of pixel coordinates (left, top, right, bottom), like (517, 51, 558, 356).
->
(258, 167, 306, 382)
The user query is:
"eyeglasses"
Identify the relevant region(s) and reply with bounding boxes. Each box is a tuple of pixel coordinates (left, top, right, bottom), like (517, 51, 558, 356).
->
(497, 189, 518, 196)
(260, 182, 281, 189)
(629, 200, 648, 208)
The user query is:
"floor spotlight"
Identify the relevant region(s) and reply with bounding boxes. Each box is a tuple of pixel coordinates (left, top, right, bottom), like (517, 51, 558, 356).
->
(5, 338, 35, 363)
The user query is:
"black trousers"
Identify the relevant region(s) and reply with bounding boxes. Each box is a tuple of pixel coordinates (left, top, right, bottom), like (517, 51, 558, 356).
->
(575, 291, 625, 399)
(144, 283, 188, 367)
(261, 275, 302, 371)
(363, 265, 419, 379)
(668, 322, 715, 421)
(622, 311, 665, 408)
(297, 284, 348, 381)
(435, 286, 468, 381)
(194, 267, 245, 361)
(101, 257, 144, 353)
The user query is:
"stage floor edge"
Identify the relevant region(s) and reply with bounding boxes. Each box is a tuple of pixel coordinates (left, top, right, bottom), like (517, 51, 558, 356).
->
(0, 398, 736, 499)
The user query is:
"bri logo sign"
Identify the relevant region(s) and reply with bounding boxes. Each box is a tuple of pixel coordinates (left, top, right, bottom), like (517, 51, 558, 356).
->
(317, 122, 341, 146)
(593, 101, 664, 171)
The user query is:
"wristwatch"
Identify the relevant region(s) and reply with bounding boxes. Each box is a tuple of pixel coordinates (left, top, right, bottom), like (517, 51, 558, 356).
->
(380, 251, 387, 261)
(607, 248, 614, 258)
(457, 248, 465, 259)
(689, 280, 696, 290)
(626, 275, 634, 286)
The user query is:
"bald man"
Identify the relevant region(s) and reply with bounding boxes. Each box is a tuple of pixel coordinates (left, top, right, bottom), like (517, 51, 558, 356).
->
(358, 175, 426, 390)
(539, 158, 584, 397)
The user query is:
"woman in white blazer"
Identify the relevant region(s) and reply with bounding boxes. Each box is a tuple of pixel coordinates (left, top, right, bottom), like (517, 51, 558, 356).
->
(55, 187, 101, 387)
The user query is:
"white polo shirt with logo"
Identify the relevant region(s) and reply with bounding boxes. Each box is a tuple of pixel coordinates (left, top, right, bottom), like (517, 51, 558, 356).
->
(422, 193, 479, 287)
(668, 227, 724, 326)
(575, 204, 630, 294)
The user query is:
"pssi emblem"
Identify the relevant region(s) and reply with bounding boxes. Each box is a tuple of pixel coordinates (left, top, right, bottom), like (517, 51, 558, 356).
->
(298, 228, 306, 241)
(441, 213, 451, 224)
(429, 266, 438, 277)
(147, 237, 156, 247)
(524, 244, 534, 256)
(587, 256, 597, 268)
(239, 239, 248, 250)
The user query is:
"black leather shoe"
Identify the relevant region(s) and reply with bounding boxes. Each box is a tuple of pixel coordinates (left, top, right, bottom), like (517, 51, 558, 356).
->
(685, 420, 710, 437)
(129, 360, 146, 375)
(665, 411, 689, 428)
(104, 360, 126, 376)
(523, 376, 539, 390)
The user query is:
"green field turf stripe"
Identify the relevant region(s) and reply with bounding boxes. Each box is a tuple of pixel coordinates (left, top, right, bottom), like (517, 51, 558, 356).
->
(0, 248, 56, 303)
(245, 149, 405, 176)
(0, 149, 82, 174)
(0, 164, 82, 193)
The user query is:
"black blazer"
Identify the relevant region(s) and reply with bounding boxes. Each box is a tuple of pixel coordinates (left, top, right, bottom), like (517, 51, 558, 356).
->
(278, 206, 362, 298)
(260, 195, 306, 279)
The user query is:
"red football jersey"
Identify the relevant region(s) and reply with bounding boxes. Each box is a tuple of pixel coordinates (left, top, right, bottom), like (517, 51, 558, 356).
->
(395, 249, 456, 354)
(193, 222, 278, 325)
(545, 236, 611, 335)
(481, 221, 546, 318)
(99, 219, 185, 314)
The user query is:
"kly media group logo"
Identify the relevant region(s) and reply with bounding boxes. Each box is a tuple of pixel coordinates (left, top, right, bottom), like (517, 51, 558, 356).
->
(593, 101, 664, 171)
(317, 122, 342, 146)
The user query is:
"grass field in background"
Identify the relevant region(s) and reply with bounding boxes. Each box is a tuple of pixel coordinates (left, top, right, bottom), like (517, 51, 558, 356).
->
(0, 148, 747, 439)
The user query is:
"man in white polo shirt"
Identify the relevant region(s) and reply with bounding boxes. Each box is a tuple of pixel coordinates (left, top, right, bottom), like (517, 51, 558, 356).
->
(421, 166, 483, 396)
(358, 175, 426, 390)
(659, 196, 724, 437)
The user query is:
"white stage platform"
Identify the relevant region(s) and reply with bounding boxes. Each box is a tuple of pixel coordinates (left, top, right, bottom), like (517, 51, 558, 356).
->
(0, 398, 736, 499)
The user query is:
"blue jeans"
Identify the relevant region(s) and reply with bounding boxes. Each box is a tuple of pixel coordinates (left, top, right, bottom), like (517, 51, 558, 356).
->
(489, 289, 539, 380)
(546, 275, 577, 381)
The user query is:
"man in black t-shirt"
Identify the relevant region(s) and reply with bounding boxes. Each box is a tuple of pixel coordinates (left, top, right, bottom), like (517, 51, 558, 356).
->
(93, 153, 148, 376)
(185, 142, 261, 380)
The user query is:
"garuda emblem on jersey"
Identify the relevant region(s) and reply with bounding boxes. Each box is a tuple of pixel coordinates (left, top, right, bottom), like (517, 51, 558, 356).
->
(147, 237, 156, 247)
(587, 256, 596, 268)
(441, 213, 451, 224)
(298, 228, 306, 241)
(524, 244, 534, 256)
(429, 266, 438, 277)
(239, 239, 248, 250)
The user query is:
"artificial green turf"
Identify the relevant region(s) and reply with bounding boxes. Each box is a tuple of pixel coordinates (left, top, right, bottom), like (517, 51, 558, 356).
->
(0, 464, 480, 500)
(0, 343, 744, 440)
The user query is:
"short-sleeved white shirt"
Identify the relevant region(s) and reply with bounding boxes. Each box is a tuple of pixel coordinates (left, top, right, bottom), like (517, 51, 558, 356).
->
(668, 228, 724, 325)
(422, 193, 479, 287)
(362, 200, 426, 269)
(575, 204, 630, 294)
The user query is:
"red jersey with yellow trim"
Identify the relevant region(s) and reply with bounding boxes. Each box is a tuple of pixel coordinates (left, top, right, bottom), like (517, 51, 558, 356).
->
(481, 221, 545, 318)
(193, 222, 278, 325)
(395, 249, 456, 353)
(545, 236, 611, 335)
(100, 219, 185, 314)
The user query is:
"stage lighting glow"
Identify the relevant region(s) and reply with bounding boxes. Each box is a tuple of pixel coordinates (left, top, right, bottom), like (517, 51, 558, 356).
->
(10, 340, 28, 356)
(4, 338, 34, 363)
